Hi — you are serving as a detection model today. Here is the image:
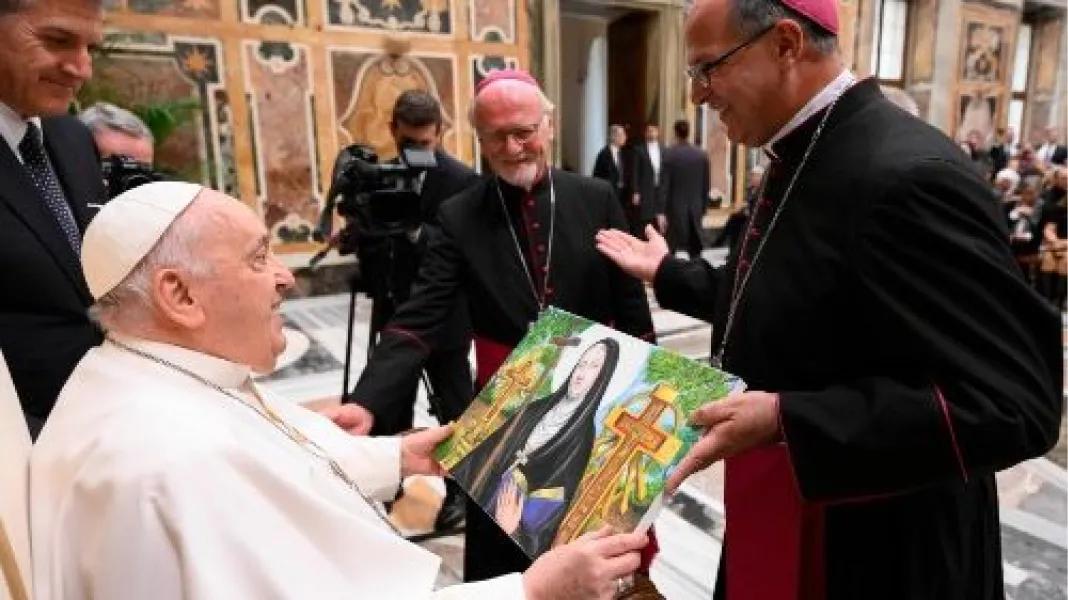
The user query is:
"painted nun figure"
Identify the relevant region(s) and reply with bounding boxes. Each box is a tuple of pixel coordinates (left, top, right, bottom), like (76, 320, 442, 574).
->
(452, 338, 621, 557)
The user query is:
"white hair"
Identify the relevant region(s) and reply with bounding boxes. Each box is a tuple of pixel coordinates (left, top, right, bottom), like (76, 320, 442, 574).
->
(88, 203, 211, 333)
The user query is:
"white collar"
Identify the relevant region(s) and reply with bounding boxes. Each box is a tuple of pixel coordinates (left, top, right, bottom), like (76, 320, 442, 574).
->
(108, 333, 252, 390)
(0, 101, 42, 163)
(764, 70, 856, 158)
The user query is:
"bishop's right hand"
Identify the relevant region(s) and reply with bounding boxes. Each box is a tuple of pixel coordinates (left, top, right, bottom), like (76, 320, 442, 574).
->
(522, 526, 646, 600)
(595, 225, 669, 283)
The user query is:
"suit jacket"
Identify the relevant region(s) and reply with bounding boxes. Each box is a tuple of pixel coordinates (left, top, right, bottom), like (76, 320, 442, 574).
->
(630, 142, 664, 220)
(0, 116, 106, 433)
(1053, 144, 1067, 166)
(659, 142, 709, 248)
(1037, 142, 1067, 166)
(419, 150, 480, 225)
(352, 169, 655, 427)
(591, 145, 624, 195)
(654, 78, 1061, 599)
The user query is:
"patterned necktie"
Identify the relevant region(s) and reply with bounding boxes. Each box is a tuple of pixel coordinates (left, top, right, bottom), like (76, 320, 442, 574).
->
(19, 122, 81, 254)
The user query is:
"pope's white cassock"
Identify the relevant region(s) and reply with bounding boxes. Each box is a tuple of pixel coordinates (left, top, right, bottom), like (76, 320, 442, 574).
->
(30, 334, 525, 599)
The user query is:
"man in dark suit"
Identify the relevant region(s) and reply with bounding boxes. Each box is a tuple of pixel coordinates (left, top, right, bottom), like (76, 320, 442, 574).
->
(592, 124, 628, 202)
(597, 0, 1062, 598)
(0, 0, 106, 437)
(1036, 126, 1067, 167)
(629, 122, 665, 237)
(660, 119, 710, 258)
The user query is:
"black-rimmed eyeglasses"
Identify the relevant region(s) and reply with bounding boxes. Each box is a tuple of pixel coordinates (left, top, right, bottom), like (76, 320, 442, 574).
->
(685, 24, 775, 87)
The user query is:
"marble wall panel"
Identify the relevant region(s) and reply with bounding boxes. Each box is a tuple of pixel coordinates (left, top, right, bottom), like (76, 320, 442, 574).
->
(470, 0, 514, 43)
(330, 49, 459, 160)
(87, 34, 234, 192)
(244, 40, 321, 244)
(327, 0, 451, 34)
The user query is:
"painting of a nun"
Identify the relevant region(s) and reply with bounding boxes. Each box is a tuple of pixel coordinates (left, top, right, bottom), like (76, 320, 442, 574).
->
(451, 338, 621, 557)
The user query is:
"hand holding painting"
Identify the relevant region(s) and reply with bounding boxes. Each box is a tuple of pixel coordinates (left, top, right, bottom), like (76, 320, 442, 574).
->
(666, 390, 783, 492)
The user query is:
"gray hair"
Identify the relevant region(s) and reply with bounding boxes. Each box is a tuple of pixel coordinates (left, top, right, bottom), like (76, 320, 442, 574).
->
(731, 0, 838, 55)
(89, 203, 210, 332)
(79, 102, 155, 144)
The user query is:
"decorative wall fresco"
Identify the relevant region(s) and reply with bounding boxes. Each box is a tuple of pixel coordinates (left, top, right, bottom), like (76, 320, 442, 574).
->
(327, 0, 451, 34)
(330, 49, 458, 160)
(243, 0, 303, 25)
(961, 22, 1006, 83)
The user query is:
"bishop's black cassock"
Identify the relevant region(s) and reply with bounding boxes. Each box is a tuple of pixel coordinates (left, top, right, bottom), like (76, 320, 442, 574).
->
(351, 167, 655, 580)
(654, 78, 1063, 600)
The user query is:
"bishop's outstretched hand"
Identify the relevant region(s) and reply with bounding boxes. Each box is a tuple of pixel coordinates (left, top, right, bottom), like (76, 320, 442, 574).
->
(595, 225, 669, 283)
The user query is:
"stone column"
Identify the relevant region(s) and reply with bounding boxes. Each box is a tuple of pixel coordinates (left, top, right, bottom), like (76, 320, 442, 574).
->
(928, 0, 964, 132)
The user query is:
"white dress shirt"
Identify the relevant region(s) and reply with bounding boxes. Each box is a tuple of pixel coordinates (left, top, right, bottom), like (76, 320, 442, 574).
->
(647, 141, 661, 184)
(0, 101, 41, 164)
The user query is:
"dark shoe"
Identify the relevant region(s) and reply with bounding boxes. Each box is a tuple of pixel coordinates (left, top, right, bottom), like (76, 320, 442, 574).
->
(434, 482, 466, 531)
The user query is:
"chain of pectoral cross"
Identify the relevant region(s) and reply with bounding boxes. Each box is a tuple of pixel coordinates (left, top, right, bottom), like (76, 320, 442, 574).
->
(712, 90, 844, 369)
(107, 336, 403, 536)
(495, 170, 556, 314)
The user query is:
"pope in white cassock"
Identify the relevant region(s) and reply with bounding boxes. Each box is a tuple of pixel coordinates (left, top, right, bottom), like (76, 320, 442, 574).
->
(29, 182, 646, 600)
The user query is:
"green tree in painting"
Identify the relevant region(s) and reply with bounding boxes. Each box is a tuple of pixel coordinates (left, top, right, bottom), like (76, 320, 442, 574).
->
(483, 308, 594, 403)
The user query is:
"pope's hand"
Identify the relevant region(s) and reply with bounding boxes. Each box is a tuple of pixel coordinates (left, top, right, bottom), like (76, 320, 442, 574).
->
(317, 402, 374, 436)
(399, 424, 453, 478)
(523, 526, 646, 600)
(595, 225, 669, 283)
(666, 391, 782, 493)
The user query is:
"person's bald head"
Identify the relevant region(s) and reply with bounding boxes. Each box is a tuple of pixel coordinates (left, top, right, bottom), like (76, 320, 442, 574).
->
(471, 76, 554, 190)
(91, 188, 295, 372)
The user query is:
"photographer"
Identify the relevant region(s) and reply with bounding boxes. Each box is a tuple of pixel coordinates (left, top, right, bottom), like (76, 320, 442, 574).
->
(338, 90, 479, 529)
(78, 101, 154, 164)
(79, 102, 166, 198)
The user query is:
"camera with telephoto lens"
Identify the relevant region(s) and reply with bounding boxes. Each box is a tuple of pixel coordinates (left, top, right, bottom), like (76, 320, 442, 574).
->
(312, 143, 437, 291)
(100, 154, 167, 199)
(314, 143, 436, 253)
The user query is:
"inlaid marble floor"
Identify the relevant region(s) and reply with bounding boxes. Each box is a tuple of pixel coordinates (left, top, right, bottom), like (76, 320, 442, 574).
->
(260, 247, 1067, 599)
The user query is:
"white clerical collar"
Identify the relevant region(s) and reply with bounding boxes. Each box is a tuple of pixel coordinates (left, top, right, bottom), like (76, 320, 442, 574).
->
(108, 333, 252, 389)
(0, 101, 42, 163)
(764, 69, 856, 159)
